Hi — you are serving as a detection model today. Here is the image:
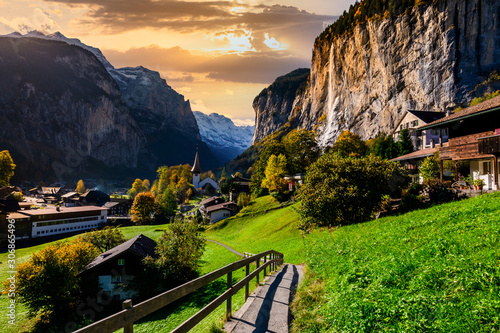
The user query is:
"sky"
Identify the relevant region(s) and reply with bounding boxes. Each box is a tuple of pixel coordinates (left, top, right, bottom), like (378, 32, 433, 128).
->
(0, 0, 355, 126)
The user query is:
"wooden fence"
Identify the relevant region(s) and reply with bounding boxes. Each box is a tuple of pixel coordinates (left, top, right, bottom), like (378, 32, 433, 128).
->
(74, 250, 284, 333)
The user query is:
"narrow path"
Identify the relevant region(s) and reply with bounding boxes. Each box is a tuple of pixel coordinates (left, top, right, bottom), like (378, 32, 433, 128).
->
(206, 239, 244, 257)
(225, 264, 304, 333)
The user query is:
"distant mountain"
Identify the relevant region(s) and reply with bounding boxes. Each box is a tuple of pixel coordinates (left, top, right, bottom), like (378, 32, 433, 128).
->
(0, 31, 219, 181)
(193, 112, 254, 164)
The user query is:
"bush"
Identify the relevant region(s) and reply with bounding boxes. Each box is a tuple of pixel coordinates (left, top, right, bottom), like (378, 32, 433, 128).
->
(299, 153, 409, 227)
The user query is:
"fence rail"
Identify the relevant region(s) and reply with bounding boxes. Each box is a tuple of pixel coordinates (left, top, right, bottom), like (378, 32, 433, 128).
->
(74, 250, 284, 333)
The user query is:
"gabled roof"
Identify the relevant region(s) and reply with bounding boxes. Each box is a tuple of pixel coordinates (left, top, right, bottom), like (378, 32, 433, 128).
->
(419, 95, 500, 130)
(206, 202, 237, 214)
(103, 201, 120, 208)
(61, 191, 78, 198)
(79, 234, 157, 274)
(407, 110, 447, 123)
(191, 151, 202, 174)
(200, 196, 223, 206)
(391, 147, 439, 162)
(41, 187, 61, 195)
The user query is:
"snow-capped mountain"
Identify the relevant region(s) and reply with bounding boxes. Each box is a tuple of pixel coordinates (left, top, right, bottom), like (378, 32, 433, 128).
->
(193, 112, 255, 164)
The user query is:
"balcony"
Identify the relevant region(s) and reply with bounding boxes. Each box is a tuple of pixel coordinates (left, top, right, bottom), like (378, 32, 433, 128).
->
(478, 134, 500, 154)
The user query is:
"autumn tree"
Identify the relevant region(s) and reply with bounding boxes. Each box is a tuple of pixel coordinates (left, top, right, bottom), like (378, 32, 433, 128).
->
(261, 154, 289, 193)
(330, 130, 367, 158)
(0, 150, 16, 186)
(237, 192, 251, 208)
(130, 192, 156, 225)
(250, 141, 286, 196)
(75, 179, 86, 194)
(79, 226, 126, 253)
(13, 239, 99, 319)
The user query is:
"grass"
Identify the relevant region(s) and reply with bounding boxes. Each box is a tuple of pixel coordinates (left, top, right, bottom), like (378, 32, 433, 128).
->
(291, 192, 500, 332)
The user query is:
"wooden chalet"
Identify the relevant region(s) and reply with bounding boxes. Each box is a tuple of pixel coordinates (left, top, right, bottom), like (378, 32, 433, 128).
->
(418, 95, 500, 189)
(392, 110, 448, 150)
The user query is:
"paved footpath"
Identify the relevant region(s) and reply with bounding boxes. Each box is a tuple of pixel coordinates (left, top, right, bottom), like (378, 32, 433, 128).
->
(225, 264, 304, 333)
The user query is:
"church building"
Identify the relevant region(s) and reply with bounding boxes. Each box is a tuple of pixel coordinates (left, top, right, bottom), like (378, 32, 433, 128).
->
(191, 150, 219, 192)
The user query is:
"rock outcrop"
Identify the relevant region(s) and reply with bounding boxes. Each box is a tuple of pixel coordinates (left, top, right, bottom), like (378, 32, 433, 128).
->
(252, 68, 309, 144)
(0, 37, 144, 181)
(253, 0, 500, 147)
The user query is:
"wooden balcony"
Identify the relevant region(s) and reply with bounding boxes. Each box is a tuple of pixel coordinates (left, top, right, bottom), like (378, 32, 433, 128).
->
(478, 134, 500, 154)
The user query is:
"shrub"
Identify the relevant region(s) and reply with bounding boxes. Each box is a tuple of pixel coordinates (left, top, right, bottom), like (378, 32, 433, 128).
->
(299, 153, 409, 227)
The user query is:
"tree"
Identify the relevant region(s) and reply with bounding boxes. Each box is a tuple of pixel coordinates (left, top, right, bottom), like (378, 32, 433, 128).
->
(420, 155, 440, 182)
(137, 221, 206, 293)
(299, 153, 409, 228)
(75, 179, 86, 194)
(330, 130, 367, 158)
(0, 150, 15, 186)
(237, 193, 251, 208)
(397, 128, 414, 156)
(128, 178, 146, 199)
(12, 239, 99, 319)
(282, 129, 320, 174)
(368, 133, 398, 160)
(155, 188, 177, 223)
(261, 154, 289, 193)
(143, 179, 151, 191)
(79, 226, 126, 253)
(250, 141, 286, 196)
(130, 192, 156, 225)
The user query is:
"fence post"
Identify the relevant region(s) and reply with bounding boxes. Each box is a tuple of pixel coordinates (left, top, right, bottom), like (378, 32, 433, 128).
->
(245, 263, 249, 301)
(123, 299, 133, 333)
(256, 257, 260, 284)
(226, 271, 232, 319)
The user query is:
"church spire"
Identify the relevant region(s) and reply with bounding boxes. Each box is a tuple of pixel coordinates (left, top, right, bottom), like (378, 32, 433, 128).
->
(191, 148, 202, 174)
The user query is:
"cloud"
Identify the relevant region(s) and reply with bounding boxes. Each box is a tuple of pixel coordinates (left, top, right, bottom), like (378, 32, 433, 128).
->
(226, 89, 234, 95)
(103, 45, 309, 84)
(42, 0, 335, 34)
(232, 118, 255, 127)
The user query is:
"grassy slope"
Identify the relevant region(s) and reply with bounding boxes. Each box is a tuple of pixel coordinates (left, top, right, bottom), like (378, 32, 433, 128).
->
(0, 224, 250, 333)
(291, 193, 500, 332)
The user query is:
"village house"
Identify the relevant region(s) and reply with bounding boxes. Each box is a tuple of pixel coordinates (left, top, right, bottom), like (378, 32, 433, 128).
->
(393, 96, 500, 189)
(229, 175, 251, 202)
(198, 196, 238, 223)
(104, 199, 133, 216)
(79, 234, 157, 303)
(191, 150, 219, 193)
(392, 110, 449, 150)
(418, 95, 500, 190)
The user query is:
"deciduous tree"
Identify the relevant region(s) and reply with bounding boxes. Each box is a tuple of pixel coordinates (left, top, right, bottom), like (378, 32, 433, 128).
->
(299, 153, 409, 228)
(130, 192, 156, 225)
(330, 130, 367, 158)
(79, 226, 126, 253)
(12, 239, 99, 319)
(75, 179, 86, 194)
(261, 154, 289, 193)
(0, 150, 15, 187)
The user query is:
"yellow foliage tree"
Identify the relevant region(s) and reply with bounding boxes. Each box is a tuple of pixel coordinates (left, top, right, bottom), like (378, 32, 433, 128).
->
(75, 179, 86, 194)
(261, 154, 289, 193)
(130, 192, 156, 225)
(0, 150, 15, 187)
(12, 238, 99, 318)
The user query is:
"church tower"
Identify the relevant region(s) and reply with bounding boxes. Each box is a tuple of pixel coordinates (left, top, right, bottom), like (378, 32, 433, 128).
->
(191, 150, 202, 189)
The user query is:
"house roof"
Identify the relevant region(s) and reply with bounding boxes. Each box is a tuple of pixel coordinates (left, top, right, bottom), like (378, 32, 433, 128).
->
(391, 147, 438, 162)
(392, 110, 447, 136)
(79, 234, 157, 274)
(206, 202, 237, 213)
(41, 187, 61, 195)
(191, 151, 202, 174)
(419, 95, 500, 130)
(61, 192, 78, 198)
(103, 201, 120, 208)
(19, 205, 107, 216)
(200, 196, 223, 206)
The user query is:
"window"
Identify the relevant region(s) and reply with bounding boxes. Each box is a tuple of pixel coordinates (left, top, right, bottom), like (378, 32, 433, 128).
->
(431, 129, 439, 136)
(118, 259, 125, 266)
(111, 275, 123, 283)
(442, 128, 449, 136)
(37, 231, 40, 235)
(412, 120, 418, 127)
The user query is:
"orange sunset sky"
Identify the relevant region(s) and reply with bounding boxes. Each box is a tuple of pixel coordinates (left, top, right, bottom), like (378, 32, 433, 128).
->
(0, 0, 355, 126)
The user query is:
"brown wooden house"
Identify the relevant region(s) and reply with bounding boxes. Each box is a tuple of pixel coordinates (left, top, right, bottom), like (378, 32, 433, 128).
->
(418, 95, 500, 190)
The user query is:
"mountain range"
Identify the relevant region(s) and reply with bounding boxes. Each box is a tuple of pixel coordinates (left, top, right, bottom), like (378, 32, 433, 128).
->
(0, 31, 254, 181)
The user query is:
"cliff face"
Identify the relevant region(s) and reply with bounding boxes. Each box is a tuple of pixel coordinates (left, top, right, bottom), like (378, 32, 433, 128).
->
(253, 0, 500, 147)
(252, 68, 309, 144)
(0, 37, 144, 180)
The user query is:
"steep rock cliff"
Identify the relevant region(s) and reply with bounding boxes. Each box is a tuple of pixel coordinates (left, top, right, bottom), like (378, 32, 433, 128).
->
(252, 68, 309, 144)
(0, 37, 144, 180)
(253, 0, 500, 147)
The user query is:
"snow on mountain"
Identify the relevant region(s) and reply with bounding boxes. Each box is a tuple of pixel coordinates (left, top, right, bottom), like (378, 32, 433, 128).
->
(193, 111, 255, 164)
